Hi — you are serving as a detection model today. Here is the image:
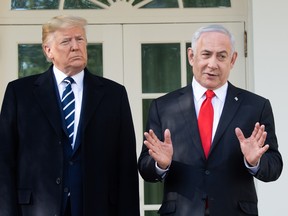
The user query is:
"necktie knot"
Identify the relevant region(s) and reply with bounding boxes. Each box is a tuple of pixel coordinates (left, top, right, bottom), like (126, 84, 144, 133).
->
(205, 90, 215, 99)
(63, 77, 74, 85)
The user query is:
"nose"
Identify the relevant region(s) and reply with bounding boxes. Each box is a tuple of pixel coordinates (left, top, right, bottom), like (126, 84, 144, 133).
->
(207, 56, 218, 70)
(71, 39, 79, 51)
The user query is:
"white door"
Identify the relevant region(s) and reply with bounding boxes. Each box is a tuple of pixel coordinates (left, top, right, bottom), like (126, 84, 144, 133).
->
(123, 22, 246, 215)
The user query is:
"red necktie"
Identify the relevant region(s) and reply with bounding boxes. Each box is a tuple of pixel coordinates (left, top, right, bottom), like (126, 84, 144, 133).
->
(198, 90, 215, 158)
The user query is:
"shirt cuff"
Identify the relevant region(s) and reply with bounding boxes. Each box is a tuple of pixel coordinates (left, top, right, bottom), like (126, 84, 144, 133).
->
(244, 157, 260, 175)
(155, 162, 169, 179)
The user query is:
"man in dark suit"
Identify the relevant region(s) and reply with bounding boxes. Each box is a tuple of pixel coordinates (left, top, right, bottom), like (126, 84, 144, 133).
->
(138, 24, 283, 216)
(0, 15, 140, 216)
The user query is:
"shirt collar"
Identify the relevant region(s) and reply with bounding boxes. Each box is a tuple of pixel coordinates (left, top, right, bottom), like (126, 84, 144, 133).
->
(53, 65, 84, 89)
(192, 77, 228, 103)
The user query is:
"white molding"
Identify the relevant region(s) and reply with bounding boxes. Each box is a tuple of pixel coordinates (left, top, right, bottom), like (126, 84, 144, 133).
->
(1, 0, 247, 25)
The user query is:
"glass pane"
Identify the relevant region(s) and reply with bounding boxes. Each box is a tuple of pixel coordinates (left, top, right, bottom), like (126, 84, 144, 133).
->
(144, 181, 164, 204)
(145, 210, 159, 216)
(140, 0, 178, 8)
(11, 0, 59, 10)
(64, 0, 104, 9)
(18, 44, 51, 78)
(87, 44, 103, 77)
(183, 0, 231, 8)
(142, 43, 181, 93)
(133, 0, 230, 8)
(18, 44, 103, 78)
(186, 42, 193, 84)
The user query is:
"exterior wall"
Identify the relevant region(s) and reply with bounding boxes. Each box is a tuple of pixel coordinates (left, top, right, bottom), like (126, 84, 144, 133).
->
(252, 0, 288, 215)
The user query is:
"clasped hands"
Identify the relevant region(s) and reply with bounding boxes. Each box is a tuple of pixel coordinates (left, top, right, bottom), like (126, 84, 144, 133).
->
(144, 122, 269, 169)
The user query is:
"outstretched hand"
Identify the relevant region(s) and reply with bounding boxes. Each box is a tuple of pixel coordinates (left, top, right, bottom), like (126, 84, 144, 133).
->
(144, 129, 173, 170)
(235, 122, 269, 166)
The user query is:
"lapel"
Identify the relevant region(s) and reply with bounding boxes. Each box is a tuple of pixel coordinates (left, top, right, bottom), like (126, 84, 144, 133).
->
(177, 85, 204, 157)
(73, 69, 105, 152)
(33, 67, 62, 137)
(211, 82, 243, 152)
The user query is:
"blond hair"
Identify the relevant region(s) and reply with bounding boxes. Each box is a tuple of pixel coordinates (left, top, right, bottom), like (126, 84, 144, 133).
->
(42, 15, 87, 61)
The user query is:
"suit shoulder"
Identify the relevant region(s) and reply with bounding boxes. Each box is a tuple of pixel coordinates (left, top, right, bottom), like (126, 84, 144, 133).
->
(232, 85, 269, 102)
(155, 85, 189, 102)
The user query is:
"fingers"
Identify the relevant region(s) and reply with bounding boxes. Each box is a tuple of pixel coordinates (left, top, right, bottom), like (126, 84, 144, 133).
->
(164, 129, 172, 145)
(235, 127, 245, 142)
(144, 129, 158, 146)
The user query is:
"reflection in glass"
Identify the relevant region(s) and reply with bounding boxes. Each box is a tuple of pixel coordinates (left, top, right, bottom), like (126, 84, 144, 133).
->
(186, 43, 193, 84)
(18, 44, 51, 78)
(64, 0, 103, 9)
(144, 181, 164, 204)
(145, 210, 159, 216)
(142, 43, 181, 93)
(11, 0, 59, 10)
(183, 0, 231, 8)
(140, 0, 178, 8)
(11, 0, 231, 9)
(18, 44, 103, 78)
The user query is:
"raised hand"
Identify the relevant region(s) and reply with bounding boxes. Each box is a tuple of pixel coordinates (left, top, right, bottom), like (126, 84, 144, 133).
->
(235, 122, 269, 166)
(144, 129, 173, 169)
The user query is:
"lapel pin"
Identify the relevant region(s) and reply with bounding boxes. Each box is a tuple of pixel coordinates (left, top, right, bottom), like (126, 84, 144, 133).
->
(234, 97, 238, 101)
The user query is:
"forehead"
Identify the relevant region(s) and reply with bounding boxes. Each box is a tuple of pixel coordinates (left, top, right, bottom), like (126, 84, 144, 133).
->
(54, 27, 86, 37)
(197, 32, 232, 52)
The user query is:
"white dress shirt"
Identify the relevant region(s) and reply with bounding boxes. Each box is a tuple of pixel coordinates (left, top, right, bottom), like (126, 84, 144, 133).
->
(53, 66, 84, 149)
(155, 77, 259, 175)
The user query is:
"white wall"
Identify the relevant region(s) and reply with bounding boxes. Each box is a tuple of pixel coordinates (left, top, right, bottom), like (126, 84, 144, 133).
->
(252, 0, 288, 215)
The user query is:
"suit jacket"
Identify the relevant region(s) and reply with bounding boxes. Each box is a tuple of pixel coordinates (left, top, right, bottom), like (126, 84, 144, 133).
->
(0, 66, 140, 216)
(138, 82, 282, 216)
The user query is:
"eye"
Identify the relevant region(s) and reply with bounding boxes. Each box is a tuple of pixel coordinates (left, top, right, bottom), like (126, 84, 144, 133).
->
(217, 53, 228, 61)
(77, 37, 85, 42)
(202, 52, 211, 58)
(61, 39, 70, 45)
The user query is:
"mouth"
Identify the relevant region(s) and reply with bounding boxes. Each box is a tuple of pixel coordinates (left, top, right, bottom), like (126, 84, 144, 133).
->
(204, 72, 217, 77)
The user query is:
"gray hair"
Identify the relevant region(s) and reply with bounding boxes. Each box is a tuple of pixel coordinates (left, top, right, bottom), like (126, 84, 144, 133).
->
(191, 24, 236, 55)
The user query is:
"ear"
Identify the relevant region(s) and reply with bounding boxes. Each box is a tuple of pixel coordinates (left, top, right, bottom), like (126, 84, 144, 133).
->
(187, 47, 195, 66)
(43, 44, 53, 59)
(230, 52, 238, 68)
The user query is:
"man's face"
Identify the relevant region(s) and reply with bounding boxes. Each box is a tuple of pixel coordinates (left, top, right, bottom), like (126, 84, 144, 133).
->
(44, 26, 87, 76)
(188, 32, 237, 90)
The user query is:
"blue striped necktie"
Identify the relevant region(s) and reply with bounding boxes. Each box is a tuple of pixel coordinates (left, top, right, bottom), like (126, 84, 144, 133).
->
(61, 77, 75, 148)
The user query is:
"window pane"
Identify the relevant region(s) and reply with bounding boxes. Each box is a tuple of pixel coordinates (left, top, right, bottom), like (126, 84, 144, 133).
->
(87, 44, 103, 77)
(18, 44, 51, 78)
(18, 44, 103, 78)
(145, 210, 159, 216)
(11, 0, 59, 10)
(144, 181, 164, 204)
(143, 99, 153, 132)
(64, 0, 104, 9)
(133, 0, 231, 8)
(183, 0, 231, 8)
(139, 0, 178, 8)
(186, 42, 193, 84)
(142, 43, 181, 93)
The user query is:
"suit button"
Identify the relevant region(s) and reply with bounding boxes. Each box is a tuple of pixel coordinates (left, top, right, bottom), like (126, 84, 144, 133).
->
(205, 170, 210, 175)
(64, 187, 69, 193)
(56, 177, 61, 184)
(69, 161, 74, 165)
